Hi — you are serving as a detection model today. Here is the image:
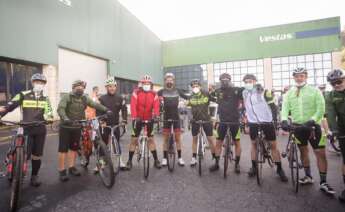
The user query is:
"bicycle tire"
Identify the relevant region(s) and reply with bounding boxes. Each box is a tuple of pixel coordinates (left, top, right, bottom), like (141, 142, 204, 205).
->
(198, 135, 203, 176)
(10, 146, 24, 212)
(223, 135, 230, 179)
(111, 137, 121, 175)
(80, 137, 92, 168)
(330, 137, 341, 152)
(256, 139, 263, 186)
(95, 139, 115, 188)
(290, 143, 299, 193)
(143, 138, 150, 179)
(167, 134, 176, 172)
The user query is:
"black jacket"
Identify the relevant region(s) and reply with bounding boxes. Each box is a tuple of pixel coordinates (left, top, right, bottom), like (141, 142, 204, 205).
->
(97, 93, 127, 126)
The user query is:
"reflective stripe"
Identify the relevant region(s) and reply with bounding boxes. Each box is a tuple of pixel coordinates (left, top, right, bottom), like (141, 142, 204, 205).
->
(22, 100, 46, 108)
(189, 95, 208, 105)
(235, 128, 241, 140)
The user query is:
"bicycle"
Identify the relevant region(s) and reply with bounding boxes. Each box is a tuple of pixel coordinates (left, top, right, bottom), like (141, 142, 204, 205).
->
(161, 119, 180, 172)
(281, 121, 305, 193)
(136, 120, 154, 179)
(76, 115, 115, 188)
(50, 120, 60, 132)
(252, 122, 274, 186)
(101, 123, 126, 175)
(327, 133, 341, 154)
(191, 120, 211, 176)
(1, 120, 48, 212)
(216, 121, 239, 179)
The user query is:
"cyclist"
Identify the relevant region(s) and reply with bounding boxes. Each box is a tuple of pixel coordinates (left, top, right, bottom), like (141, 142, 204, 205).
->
(57, 80, 111, 182)
(242, 74, 288, 182)
(0, 73, 53, 187)
(158, 73, 189, 167)
(209, 73, 244, 173)
(325, 69, 345, 201)
(281, 68, 335, 194)
(97, 77, 128, 171)
(188, 79, 216, 168)
(125, 75, 161, 170)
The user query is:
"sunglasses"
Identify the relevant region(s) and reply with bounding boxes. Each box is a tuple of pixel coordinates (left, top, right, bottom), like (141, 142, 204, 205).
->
(331, 80, 343, 86)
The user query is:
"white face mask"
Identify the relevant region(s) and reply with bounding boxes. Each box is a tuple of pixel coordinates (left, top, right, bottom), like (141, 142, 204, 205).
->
(295, 81, 306, 88)
(244, 83, 254, 90)
(33, 84, 45, 93)
(192, 87, 200, 94)
(143, 84, 151, 92)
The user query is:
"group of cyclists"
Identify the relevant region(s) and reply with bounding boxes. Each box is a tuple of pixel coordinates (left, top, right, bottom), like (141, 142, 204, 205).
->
(0, 66, 345, 203)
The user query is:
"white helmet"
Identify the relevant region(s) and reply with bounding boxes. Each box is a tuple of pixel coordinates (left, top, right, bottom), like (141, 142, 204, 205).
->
(105, 76, 117, 86)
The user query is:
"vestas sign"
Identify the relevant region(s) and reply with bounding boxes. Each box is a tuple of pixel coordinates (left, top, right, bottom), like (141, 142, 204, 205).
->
(259, 33, 294, 43)
(259, 27, 340, 43)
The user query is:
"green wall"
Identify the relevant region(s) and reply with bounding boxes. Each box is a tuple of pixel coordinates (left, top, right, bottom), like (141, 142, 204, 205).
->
(163, 17, 341, 67)
(0, 0, 162, 83)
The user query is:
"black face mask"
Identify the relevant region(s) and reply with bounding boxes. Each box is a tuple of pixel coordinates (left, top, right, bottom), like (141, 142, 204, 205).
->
(74, 89, 84, 96)
(220, 80, 230, 88)
(166, 82, 173, 88)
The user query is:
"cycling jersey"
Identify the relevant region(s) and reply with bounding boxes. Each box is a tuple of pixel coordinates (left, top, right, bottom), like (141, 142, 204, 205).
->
(1, 90, 53, 122)
(98, 93, 127, 126)
(281, 84, 325, 124)
(211, 87, 243, 122)
(130, 88, 159, 120)
(325, 89, 345, 134)
(188, 90, 213, 121)
(157, 88, 188, 120)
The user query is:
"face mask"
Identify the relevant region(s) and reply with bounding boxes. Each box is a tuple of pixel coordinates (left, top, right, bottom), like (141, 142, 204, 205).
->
(296, 82, 306, 88)
(192, 87, 200, 94)
(33, 84, 44, 93)
(143, 84, 151, 92)
(74, 89, 84, 96)
(244, 83, 254, 90)
(166, 82, 173, 88)
(220, 80, 230, 88)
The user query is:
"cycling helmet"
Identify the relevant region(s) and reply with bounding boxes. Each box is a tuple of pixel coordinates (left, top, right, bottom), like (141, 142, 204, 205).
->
(242, 74, 257, 82)
(164, 72, 175, 80)
(72, 80, 87, 88)
(292, 68, 308, 76)
(327, 69, 345, 82)
(140, 75, 152, 84)
(190, 79, 201, 87)
(105, 76, 117, 86)
(31, 73, 47, 84)
(219, 73, 231, 81)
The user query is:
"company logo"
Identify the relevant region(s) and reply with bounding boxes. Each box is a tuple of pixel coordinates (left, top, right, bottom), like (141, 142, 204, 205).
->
(59, 0, 72, 7)
(259, 33, 294, 43)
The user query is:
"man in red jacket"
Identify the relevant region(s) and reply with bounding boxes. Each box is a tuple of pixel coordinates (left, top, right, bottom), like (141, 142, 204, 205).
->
(126, 75, 162, 170)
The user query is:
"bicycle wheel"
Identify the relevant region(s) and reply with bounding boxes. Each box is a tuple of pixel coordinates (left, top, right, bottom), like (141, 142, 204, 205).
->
(330, 137, 341, 152)
(256, 139, 263, 186)
(198, 135, 203, 176)
(167, 135, 176, 172)
(95, 139, 114, 188)
(223, 135, 230, 179)
(111, 137, 121, 175)
(143, 138, 150, 179)
(10, 146, 24, 212)
(290, 143, 299, 193)
(80, 138, 92, 168)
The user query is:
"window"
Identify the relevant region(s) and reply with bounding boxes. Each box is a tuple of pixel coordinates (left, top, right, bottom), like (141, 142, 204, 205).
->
(213, 59, 264, 87)
(164, 64, 207, 90)
(271, 52, 332, 90)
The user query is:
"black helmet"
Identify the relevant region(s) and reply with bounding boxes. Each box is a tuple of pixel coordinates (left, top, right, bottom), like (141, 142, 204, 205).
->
(190, 79, 201, 87)
(219, 73, 231, 81)
(31, 73, 47, 84)
(72, 80, 87, 89)
(292, 68, 308, 76)
(327, 69, 345, 82)
(242, 74, 257, 82)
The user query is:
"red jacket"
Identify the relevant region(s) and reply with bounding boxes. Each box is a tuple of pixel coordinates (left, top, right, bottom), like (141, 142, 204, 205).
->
(130, 89, 159, 120)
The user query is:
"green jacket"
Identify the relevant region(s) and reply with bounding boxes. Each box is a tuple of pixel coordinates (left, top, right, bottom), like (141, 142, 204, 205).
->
(325, 90, 345, 133)
(57, 92, 107, 126)
(281, 84, 325, 124)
